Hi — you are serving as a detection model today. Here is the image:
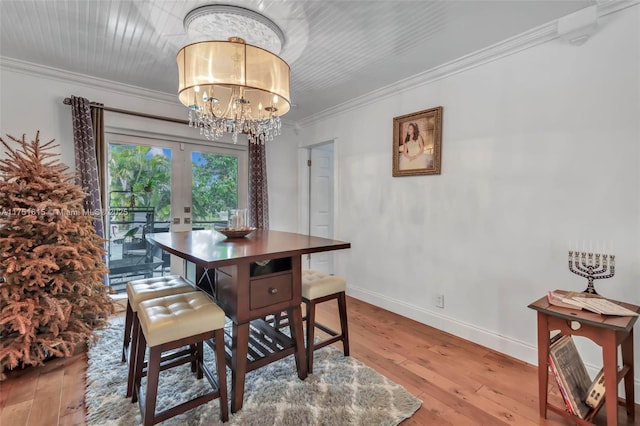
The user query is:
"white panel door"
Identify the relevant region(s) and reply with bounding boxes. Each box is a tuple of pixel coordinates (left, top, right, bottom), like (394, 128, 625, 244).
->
(309, 144, 334, 273)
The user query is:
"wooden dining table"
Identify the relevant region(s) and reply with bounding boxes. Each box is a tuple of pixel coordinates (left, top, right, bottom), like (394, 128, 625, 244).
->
(146, 229, 351, 413)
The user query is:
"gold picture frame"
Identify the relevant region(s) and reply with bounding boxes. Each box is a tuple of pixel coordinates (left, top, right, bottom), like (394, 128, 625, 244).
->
(392, 106, 443, 177)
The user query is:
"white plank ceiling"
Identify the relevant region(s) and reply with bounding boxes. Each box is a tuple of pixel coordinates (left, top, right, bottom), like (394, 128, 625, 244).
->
(0, 0, 596, 123)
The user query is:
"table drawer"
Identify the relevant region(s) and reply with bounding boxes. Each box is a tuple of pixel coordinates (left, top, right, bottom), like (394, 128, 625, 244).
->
(250, 273, 292, 310)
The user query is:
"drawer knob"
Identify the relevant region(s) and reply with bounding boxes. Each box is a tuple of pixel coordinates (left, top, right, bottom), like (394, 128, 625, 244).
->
(269, 287, 278, 295)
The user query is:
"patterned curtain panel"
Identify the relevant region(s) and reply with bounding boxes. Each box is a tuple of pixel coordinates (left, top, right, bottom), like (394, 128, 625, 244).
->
(91, 104, 105, 211)
(248, 142, 269, 229)
(70, 96, 104, 238)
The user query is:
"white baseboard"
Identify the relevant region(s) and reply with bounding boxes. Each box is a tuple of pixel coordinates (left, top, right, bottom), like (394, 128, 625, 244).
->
(347, 284, 640, 404)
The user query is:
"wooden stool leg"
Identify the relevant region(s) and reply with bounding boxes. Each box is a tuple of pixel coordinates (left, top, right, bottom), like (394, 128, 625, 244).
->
(273, 312, 281, 329)
(143, 347, 162, 426)
(195, 342, 203, 379)
(338, 292, 350, 356)
(190, 344, 198, 375)
(214, 328, 229, 422)
(122, 301, 133, 362)
(131, 327, 147, 404)
(306, 299, 316, 374)
(127, 313, 141, 398)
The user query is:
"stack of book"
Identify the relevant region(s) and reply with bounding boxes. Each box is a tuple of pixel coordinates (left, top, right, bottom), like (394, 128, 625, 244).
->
(548, 334, 593, 419)
(547, 290, 638, 316)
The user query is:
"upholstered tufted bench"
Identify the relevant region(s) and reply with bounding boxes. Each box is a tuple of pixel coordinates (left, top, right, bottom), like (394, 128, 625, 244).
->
(131, 291, 228, 425)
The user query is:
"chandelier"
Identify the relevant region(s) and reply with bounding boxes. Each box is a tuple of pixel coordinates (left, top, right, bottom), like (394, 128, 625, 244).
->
(177, 5, 291, 144)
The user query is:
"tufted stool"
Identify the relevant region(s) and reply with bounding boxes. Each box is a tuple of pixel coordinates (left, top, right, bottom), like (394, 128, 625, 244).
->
(122, 276, 193, 396)
(123, 276, 193, 361)
(131, 291, 228, 425)
(301, 269, 350, 373)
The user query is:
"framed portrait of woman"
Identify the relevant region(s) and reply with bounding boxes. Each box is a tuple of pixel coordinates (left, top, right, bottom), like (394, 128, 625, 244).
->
(392, 106, 443, 177)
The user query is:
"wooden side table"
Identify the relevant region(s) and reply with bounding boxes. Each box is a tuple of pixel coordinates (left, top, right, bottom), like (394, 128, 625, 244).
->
(528, 293, 639, 426)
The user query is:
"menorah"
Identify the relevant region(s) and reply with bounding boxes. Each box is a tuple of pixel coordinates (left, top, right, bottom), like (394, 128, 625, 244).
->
(568, 251, 615, 295)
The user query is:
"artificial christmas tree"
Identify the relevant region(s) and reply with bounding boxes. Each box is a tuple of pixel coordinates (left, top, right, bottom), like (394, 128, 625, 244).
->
(0, 132, 114, 378)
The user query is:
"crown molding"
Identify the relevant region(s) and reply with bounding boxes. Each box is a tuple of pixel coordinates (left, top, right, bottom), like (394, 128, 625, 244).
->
(296, 22, 555, 127)
(596, 0, 639, 17)
(297, 0, 639, 128)
(0, 56, 179, 106)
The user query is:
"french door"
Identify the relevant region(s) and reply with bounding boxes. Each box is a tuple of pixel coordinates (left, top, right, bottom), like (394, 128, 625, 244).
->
(104, 133, 247, 291)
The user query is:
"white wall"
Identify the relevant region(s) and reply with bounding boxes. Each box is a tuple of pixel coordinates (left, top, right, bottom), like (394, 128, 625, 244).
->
(266, 126, 299, 232)
(280, 6, 640, 398)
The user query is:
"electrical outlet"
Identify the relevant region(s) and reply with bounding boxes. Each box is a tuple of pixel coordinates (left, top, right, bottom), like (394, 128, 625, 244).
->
(436, 294, 445, 308)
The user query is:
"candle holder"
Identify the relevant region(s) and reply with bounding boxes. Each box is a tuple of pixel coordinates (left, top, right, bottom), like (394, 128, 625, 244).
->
(567, 251, 615, 295)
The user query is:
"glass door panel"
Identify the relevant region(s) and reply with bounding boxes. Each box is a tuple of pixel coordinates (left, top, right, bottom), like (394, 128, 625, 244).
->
(106, 143, 172, 292)
(191, 151, 239, 230)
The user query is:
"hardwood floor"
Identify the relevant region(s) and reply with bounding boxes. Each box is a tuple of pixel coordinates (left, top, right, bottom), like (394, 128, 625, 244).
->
(1, 296, 638, 425)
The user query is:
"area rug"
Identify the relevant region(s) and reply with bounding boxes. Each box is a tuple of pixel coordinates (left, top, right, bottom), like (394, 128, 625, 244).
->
(86, 321, 422, 425)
